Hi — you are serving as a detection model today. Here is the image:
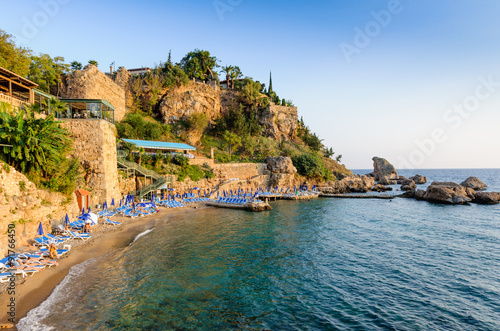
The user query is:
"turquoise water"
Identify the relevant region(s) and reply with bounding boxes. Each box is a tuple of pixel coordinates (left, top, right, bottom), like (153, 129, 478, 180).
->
(19, 169, 500, 330)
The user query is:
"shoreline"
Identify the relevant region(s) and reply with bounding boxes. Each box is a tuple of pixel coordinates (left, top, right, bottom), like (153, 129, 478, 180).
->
(0, 206, 202, 329)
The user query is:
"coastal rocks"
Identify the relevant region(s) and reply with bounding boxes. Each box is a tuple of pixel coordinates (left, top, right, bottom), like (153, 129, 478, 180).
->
(245, 201, 272, 212)
(472, 192, 500, 204)
(265, 156, 297, 174)
(342, 175, 376, 193)
(410, 174, 427, 184)
(460, 177, 487, 191)
(415, 189, 426, 200)
(322, 175, 375, 194)
(371, 184, 392, 192)
(422, 182, 473, 205)
(378, 176, 397, 185)
(372, 157, 398, 181)
(400, 179, 417, 192)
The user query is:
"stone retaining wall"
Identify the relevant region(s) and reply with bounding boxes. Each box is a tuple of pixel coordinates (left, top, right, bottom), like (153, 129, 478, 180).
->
(61, 119, 121, 205)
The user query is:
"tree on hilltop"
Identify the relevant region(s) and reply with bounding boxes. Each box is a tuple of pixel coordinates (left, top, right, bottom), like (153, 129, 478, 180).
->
(0, 29, 32, 77)
(88, 60, 98, 67)
(70, 61, 82, 71)
(180, 49, 218, 81)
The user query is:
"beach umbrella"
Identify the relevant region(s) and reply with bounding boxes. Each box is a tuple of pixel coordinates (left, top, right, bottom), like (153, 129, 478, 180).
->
(103, 201, 107, 210)
(88, 206, 91, 212)
(111, 198, 115, 206)
(37, 222, 44, 236)
(132, 202, 135, 210)
(65, 213, 70, 224)
(223, 190, 226, 197)
(82, 206, 85, 215)
(119, 199, 122, 207)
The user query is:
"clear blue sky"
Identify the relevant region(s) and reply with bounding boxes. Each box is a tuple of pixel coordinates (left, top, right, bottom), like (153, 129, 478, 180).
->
(2, 0, 500, 169)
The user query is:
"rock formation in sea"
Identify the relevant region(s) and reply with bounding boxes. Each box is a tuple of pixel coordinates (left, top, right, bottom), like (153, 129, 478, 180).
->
(472, 192, 500, 204)
(400, 179, 417, 192)
(422, 182, 475, 205)
(410, 174, 427, 184)
(371, 184, 392, 192)
(372, 157, 398, 181)
(460, 177, 487, 190)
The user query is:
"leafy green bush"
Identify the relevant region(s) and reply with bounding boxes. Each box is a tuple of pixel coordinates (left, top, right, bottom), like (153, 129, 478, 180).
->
(173, 155, 189, 167)
(292, 154, 331, 181)
(177, 165, 205, 182)
(116, 113, 169, 140)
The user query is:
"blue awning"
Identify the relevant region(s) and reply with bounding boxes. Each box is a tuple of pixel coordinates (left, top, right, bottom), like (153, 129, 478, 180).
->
(122, 139, 196, 151)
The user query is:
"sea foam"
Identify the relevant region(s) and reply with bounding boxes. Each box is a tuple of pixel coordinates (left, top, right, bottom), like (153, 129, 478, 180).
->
(16, 258, 96, 331)
(131, 227, 155, 245)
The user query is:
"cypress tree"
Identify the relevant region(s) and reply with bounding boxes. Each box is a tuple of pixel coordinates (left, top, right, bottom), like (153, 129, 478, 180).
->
(268, 71, 273, 94)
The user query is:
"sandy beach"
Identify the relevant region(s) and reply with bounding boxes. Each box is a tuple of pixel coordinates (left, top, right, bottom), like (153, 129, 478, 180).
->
(0, 206, 201, 329)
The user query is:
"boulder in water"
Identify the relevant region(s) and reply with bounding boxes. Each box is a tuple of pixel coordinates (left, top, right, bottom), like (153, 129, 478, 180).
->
(472, 192, 500, 204)
(400, 179, 417, 192)
(410, 174, 427, 184)
(422, 182, 472, 205)
(372, 157, 398, 181)
(460, 177, 487, 191)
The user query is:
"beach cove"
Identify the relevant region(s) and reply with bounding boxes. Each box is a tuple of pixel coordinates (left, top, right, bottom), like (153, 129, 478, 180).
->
(6, 170, 499, 330)
(0, 206, 205, 329)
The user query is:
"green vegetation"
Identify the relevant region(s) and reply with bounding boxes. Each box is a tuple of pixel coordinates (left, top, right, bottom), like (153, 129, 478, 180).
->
(180, 49, 218, 80)
(0, 28, 347, 183)
(0, 103, 81, 195)
(0, 30, 31, 77)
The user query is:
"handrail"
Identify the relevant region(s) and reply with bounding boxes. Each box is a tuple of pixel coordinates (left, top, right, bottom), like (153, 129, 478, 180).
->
(117, 157, 162, 179)
(117, 156, 173, 198)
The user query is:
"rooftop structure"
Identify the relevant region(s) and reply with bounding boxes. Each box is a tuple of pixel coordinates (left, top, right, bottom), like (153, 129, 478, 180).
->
(0, 67, 38, 108)
(122, 139, 196, 153)
(127, 67, 152, 75)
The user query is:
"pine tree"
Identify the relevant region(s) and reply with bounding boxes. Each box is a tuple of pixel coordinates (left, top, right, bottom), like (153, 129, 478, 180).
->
(167, 50, 172, 64)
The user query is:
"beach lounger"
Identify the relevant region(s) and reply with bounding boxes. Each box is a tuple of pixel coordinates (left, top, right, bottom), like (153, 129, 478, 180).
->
(65, 231, 90, 240)
(104, 218, 121, 226)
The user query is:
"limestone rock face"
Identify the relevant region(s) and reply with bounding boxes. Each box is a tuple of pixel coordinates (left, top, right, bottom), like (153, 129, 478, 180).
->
(400, 179, 417, 192)
(323, 175, 376, 194)
(258, 103, 298, 141)
(158, 81, 221, 124)
(460, 177, 487, 190)
(0, 163, 79, 256)
(472, 192, 500, 204)
(422, 182, 473, 205)
(372, 157, 398, 181)
(371, 184, 393, 192)
(265, 156, 297, 174)
(410, 174, 427, 184)
(60, 65, 127, 121)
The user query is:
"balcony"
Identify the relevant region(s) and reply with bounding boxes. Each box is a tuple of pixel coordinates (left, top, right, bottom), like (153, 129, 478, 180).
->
(0, 93, 27, 109)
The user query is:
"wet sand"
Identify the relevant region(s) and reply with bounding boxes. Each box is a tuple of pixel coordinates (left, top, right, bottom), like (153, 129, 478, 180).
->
(0, 206, 202, 329)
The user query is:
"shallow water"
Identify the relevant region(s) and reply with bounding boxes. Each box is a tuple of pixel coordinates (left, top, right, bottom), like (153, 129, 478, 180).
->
(18, 169, 500, 330)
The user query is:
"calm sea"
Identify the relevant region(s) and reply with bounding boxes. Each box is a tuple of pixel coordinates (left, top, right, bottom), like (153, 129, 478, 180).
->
(18, 169, 500, 330)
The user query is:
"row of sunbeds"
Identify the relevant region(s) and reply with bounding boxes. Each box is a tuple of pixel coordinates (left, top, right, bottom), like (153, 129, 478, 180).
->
(0, 249, 69, 283)
(215, 197, 251, 205)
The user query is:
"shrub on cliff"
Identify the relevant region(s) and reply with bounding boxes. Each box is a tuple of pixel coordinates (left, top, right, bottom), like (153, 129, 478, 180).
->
(116, 113, 170, 140)
(0, 104, 80, 195)
(292, 154, 332, 181)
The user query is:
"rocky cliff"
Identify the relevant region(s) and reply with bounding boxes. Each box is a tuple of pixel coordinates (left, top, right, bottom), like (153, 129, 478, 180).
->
(158, 81, 221, 123)
(0, 162, 79, 256)
(60, 65, 127, 121)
